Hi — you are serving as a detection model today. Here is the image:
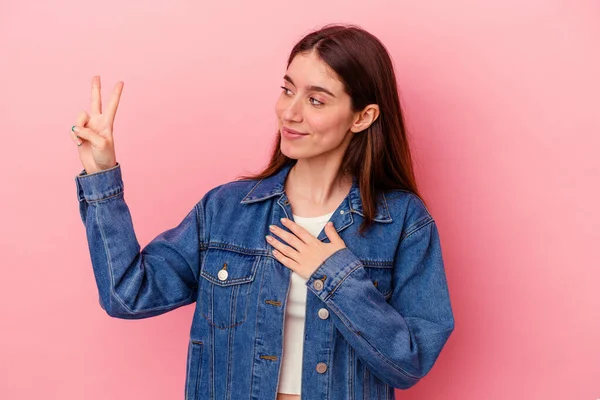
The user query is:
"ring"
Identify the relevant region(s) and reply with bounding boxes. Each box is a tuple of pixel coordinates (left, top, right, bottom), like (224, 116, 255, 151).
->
(77, 142, 83, 146)
(71, 125, 76, 132)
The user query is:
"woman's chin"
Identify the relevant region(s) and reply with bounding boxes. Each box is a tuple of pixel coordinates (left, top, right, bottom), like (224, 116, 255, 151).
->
(280, 143, 304, 160)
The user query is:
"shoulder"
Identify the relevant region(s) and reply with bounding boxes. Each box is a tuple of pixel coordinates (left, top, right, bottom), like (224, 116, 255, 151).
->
(382, 189, 435, 236)
(198, 177, 260, 213)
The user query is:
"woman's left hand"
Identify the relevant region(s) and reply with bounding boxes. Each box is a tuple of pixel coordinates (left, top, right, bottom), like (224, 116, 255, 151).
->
(266, 217, 346, 279)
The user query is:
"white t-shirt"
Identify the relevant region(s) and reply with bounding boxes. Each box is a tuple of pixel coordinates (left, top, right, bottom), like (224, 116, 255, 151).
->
(277, 211, 335, 395)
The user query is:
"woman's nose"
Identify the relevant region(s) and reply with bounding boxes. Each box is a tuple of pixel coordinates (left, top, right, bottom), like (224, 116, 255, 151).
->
(282, 99, 302, 122)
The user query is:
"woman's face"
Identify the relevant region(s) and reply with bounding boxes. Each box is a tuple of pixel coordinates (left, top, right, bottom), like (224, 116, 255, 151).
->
(275, 51, 357, 161)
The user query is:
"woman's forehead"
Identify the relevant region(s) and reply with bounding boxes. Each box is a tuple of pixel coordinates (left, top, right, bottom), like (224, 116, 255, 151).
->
(286, 52, 344, 94)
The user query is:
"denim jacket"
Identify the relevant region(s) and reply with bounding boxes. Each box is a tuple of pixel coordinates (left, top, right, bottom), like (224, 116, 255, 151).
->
(74, 161, 454, 400)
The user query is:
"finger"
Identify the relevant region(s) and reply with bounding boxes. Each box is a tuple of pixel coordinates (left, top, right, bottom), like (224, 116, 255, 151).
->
(76, 110, 90, 127)
(72, 126, 104, 149)
(105, 81, 124, 126)
(280, 218, 314, 244)
(266, 235, 299, 261)
(272, 249, 299, 270)
(269, 224, 304, 249)
(69, 125, 83, 146)
(324, 222, 343, 245)
(91, 75, 102, 115)
(69, 111, 89, 146)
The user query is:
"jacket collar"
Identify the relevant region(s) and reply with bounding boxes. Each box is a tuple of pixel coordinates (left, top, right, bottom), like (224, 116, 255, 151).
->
(240, 163, 392, 223)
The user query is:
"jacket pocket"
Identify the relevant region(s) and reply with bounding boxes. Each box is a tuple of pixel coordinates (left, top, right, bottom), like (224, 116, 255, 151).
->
(364, 265, 393, 300)
(199, 248, 260, 329)
(185, 340, 203, 400)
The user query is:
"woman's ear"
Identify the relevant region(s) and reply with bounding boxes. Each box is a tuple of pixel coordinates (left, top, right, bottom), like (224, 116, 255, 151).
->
(350, 104, 380, 133)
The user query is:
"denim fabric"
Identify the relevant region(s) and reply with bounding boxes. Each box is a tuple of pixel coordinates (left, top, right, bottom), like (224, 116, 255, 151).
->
(74, 161, 454, 399)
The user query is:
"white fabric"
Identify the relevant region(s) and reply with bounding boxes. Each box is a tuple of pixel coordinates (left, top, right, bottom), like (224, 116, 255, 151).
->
(277, 211, 335, 395)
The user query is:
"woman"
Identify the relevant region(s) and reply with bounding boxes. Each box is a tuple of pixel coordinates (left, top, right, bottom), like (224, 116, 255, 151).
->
(70, 24, 454, 400)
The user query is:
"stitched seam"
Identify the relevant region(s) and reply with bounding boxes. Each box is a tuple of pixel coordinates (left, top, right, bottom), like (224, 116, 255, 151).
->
(86, 189, 124, 204)
(196, 343, 203, 400)
(203, 244, 393, 267)
(200, 274, 255, 285)
(196, 201, 207, 273)
(209, 309, 215, 400)
(95, 203, 135, 315)
(364, 366, 369, 400)
(207, 243, 268, 256)
(325, 316, 334, 398)
(186, 340, 192, 400)
(363, 261, 393, 268)
(349, 346, 355, 400)
(381, 193, 392, 221)
(226, 294, 235, 400)
(77, 163, 120, 178)
(399, 218, 434, 244)
(249, 264, 266, 398)
(196, 344, 204, 397)
(241, 179, 264, 201)
(200, 305, 248, 330)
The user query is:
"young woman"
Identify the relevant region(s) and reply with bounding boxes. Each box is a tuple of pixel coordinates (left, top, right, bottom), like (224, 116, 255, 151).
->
(70, 24, 454, 400)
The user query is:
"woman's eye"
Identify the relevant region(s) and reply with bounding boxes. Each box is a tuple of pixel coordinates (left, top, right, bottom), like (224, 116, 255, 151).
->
(280, 86, 322, 106)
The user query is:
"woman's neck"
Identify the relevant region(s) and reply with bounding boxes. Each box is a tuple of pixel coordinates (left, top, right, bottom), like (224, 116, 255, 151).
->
(284, 160, 353, 216)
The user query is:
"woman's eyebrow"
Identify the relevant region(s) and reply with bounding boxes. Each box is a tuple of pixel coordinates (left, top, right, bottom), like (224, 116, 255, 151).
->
(283, 75, 336, 98)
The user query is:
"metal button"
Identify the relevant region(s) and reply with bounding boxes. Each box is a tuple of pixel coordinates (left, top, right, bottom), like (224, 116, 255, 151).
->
(316, 362, 328, 374)
(318, 308, 329, 319)
(340, 210, 344, 214)
(313, 280, 324, 290)
(217, 269, 228, 281)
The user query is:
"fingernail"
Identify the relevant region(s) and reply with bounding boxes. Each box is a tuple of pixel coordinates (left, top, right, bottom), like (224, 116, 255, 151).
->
(281, 218, 287, 223)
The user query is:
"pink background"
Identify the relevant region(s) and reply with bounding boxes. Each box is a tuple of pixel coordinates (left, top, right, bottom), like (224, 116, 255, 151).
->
(1, 1, 599, 399)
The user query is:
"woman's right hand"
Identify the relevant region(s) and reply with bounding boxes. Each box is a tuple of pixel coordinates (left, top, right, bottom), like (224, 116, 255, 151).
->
(70, 75, 124, 175)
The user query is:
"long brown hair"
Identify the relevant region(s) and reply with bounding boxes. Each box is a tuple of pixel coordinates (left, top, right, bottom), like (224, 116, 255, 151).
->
(237, 23, 426, 234)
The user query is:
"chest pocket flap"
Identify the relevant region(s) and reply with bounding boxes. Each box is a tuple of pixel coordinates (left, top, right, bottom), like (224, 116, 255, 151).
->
(200, 248, 260, 287)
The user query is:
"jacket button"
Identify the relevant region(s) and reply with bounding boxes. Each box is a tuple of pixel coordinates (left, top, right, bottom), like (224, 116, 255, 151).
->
(316, 362, 328, 374)
(313, 280, 324, 290)
(217, 269, 228, 281)
(318, 308, 329, 319)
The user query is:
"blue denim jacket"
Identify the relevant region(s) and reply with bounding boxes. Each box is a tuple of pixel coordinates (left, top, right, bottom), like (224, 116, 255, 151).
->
(74, 161, 454, 399)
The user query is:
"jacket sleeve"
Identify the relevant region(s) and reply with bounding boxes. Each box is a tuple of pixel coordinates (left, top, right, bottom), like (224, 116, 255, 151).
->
(305, 216, 455, 389)
(75, 163, 209, 319)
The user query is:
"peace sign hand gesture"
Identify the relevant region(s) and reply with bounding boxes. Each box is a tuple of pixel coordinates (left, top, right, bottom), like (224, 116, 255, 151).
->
(69, 75, 124, 174)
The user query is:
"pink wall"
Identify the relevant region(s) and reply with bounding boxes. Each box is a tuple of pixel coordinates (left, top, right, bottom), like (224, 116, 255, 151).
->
(1, 1, 598, 398)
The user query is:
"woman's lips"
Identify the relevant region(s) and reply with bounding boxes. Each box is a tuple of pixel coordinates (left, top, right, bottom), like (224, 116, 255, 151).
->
(281, 127, 308, 139)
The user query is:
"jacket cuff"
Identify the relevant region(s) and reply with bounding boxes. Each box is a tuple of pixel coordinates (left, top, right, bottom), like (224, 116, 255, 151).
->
(306, 247, 363, 301)
(75, 163, 123, 203)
